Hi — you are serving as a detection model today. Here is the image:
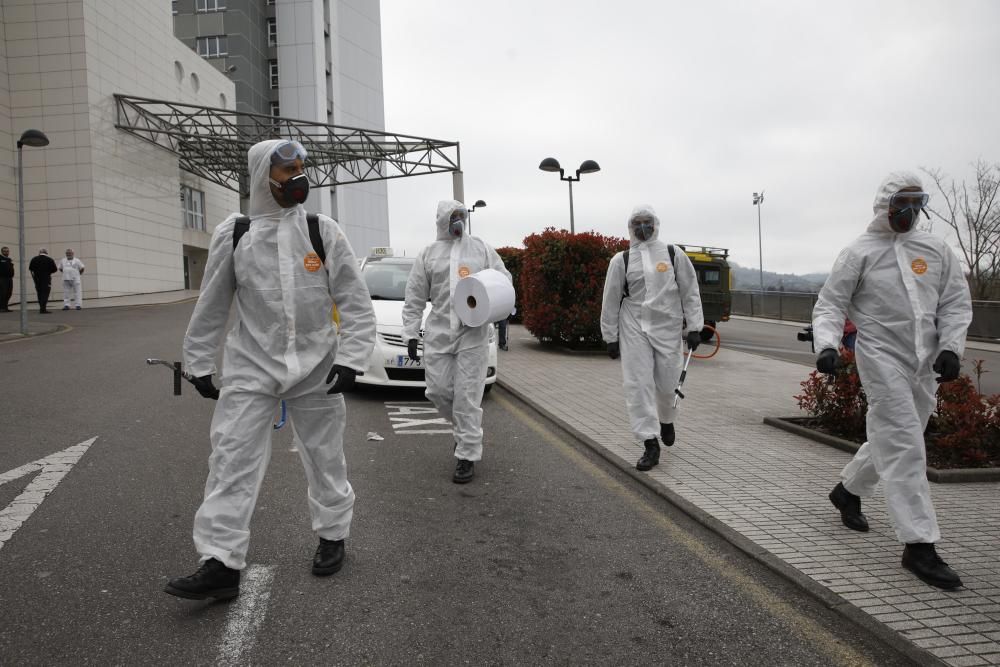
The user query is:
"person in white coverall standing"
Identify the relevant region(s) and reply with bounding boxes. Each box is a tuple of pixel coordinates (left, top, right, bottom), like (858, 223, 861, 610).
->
(165, 139, 376, 601)
(813, 171, 972, 590)
(402, 200, 511, 484)
(58, 248, 85, 310)
(601, 205, 704, 471)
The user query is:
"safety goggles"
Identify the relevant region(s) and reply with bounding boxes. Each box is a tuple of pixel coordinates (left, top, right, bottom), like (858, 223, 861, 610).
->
(449, 211, 467, 223)
(889, 191, 930, 211)
(270, 140, 307, 166)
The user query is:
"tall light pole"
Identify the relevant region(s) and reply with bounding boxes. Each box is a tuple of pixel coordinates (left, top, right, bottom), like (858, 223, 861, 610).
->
(467, 199, 486, 235)
(752, 190, 765, 292)
(16, 129, 50, 336)
(538, 157, 601, 234)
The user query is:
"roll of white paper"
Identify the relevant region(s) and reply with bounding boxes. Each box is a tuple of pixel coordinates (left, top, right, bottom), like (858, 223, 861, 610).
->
(454, 268, 516, 327)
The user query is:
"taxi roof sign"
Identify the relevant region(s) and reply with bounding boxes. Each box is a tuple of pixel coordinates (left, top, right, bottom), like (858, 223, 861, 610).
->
(369, 247, 394, 258)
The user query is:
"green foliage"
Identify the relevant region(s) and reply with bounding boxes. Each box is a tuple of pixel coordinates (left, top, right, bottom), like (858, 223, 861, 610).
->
(520, 228, 628, 348)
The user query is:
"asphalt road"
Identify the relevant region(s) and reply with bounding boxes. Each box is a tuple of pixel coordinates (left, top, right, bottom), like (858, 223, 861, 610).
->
(719, 316, 1000, 395)
(0, 302, 915, 665)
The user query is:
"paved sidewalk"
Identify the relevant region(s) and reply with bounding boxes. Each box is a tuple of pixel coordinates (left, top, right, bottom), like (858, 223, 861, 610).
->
(497, 325, 1000, 667)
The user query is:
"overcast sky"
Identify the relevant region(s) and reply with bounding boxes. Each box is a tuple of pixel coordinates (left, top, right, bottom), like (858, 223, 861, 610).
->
(378, 0, 1000, 275)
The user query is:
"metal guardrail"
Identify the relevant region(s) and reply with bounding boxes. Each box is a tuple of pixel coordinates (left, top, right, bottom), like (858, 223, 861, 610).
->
(731, 291, 1000, 341)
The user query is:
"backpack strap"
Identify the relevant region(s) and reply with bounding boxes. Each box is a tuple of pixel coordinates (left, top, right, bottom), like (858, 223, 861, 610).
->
(307, 213, 325, 264)
(622, 244, 677, 304)
(231, 214, 325, 264)
(232, 216, 251, 251)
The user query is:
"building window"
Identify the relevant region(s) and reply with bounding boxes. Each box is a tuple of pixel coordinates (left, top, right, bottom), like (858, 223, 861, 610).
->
(270, 101, 280, 118)
(269, 60, 278, 89)
(196, 35, 228, 58)
(267, 18, 277, 46)
(196, 0, 226, 11)
(181, 186, 206, 231)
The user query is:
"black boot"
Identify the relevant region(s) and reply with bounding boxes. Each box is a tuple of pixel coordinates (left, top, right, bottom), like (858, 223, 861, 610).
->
(829, 482, 869, 532)
(453, 459, 475, 484)
(636, 438, 660, 471)
(660, 422, 675, 447)
(902, 543, 963, 590)
(312, 538, 346, 576)
(164, 558, 240, 600)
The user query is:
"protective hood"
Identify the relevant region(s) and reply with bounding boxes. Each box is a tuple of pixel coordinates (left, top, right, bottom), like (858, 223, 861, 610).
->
(248, 139, 300, 219)
(867, 170, 923, 234)
(436, 199, 466, 240)
(628, 205, 660, 246)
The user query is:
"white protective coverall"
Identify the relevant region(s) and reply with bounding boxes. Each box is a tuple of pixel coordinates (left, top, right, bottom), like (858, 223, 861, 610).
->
(401, 200, 511, 462)
(183, 139, 376, 570)
(812, 171, 972, 544)
(59, 256, 84, 307)
(600, 205, 704, 442)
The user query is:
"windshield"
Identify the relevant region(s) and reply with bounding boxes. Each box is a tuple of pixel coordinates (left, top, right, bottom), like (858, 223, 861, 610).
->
(363, 258, 414, 301)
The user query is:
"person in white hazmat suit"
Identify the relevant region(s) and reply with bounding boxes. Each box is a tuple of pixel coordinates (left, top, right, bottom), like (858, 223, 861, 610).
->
(402, 200, 511, 484)
(165, 140, 376, 601)
(813, 171, 971, 590)
(601, 206, 704, 471)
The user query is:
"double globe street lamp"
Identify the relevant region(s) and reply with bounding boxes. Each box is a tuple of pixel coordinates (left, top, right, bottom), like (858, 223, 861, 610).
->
(538, 157, 601, 234)
(16, 129, 50, 336)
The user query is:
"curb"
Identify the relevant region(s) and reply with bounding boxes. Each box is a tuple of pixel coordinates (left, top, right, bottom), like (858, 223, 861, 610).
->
(496, 379, 947, 667)
(0, 323, 71, 344)
(764, 416, 1000, 483)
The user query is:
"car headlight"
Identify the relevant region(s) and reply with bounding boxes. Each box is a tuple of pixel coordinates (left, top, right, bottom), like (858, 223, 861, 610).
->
(488, 325, 496, 343)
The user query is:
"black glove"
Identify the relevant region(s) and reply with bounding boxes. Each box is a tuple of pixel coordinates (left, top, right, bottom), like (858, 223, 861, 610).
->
(685, 331, 701, 351)
(816, 348, 839, 374)
(933, 350, 961, 384)
(191, 375, 219, 400)
(326, 364, 357, 394)
(608, 341, 620, 359)
(407, 338, 420, 361)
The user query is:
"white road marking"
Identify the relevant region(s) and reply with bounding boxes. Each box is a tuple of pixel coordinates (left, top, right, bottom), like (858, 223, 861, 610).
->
(216, 564, 275, 666)
(0, 437, 97, 554)
(385, 402, 453, 435)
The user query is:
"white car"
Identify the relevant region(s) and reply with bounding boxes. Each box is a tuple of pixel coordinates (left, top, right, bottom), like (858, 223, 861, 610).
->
(355, 253, 498, 391)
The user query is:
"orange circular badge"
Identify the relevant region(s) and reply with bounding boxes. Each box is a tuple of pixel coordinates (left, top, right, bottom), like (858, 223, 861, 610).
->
(656, 262, 669, 273)
(458, 265, 471, 278)
(911, 258, 928, 275)
(304, 252, 322, 272)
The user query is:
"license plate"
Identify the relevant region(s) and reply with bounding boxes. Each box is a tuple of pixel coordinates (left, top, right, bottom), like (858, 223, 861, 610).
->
(386, 355, 421, 368)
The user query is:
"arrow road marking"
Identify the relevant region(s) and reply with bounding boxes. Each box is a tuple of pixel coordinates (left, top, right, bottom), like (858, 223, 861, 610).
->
(0, 437, 97, 554)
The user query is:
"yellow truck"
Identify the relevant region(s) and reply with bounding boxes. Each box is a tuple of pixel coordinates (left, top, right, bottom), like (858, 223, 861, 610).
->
(676, 245, 732, 340)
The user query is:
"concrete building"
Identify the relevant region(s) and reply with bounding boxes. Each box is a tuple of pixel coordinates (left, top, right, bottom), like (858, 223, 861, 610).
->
(172, 0, 390, 255)
(1, 0, 238, 301)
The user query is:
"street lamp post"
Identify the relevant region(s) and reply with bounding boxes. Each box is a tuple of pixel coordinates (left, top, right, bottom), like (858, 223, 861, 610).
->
(16, 129, 50, 336)
(538, 157, 601, 234)
(752, 190, 765, 292)
(467, 199, 486, 235)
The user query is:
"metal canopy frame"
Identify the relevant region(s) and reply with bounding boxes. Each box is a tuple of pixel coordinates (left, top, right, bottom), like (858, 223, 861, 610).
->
(114, 94, 460, 196)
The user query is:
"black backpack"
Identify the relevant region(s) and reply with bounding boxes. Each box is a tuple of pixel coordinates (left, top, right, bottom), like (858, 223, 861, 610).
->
(621, 244, 675, 300)
(232, 213, 325, 264)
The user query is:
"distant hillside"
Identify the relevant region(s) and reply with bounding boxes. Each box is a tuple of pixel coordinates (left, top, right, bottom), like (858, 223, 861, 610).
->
(730, 262, 827, 292)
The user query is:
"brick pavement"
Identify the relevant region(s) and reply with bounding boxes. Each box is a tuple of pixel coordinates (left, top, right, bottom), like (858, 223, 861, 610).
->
(496, 325, 1000, 667)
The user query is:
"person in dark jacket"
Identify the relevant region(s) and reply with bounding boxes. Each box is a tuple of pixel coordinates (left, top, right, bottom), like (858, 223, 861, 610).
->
(29, 248, 58, 314)
(0, 246, 13, 312)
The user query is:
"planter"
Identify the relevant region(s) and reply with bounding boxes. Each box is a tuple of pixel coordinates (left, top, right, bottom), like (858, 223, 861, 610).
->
(763, 416, 1000, 483)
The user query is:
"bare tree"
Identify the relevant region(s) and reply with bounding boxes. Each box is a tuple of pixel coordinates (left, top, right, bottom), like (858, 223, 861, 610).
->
(921, 160, 1000, 300)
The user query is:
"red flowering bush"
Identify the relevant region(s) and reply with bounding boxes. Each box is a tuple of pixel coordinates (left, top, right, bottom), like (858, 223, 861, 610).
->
(520, 228, 629, 347)
(795, 349, 868, 440)
(796, 352, 1000, 468)
(931, 375, 1000, 468)
(496, 246, 524, 323)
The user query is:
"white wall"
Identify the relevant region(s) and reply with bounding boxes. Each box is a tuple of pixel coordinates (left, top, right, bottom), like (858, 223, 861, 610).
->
(0, 0, 238, 302)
